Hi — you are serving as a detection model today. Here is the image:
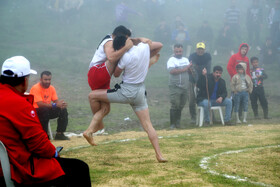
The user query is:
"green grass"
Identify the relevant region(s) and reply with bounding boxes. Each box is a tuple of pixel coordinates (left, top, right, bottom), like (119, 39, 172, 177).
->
(55, 124, 280, 186)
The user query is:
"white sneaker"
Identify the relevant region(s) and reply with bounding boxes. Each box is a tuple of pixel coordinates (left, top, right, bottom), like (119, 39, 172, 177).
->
(213, 50, 218, 56)
(236, 119, 241, 124)
(243, 119, 247, 123)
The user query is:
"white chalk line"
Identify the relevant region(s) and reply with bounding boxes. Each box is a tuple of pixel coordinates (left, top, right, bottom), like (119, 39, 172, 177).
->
(62, 134, 278, 186)
(63, 135, 180, 152)
(199, 145, 280, 187)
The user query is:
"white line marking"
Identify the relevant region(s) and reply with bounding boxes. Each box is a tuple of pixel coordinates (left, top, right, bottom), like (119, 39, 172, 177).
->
(199, 145, 280, 187)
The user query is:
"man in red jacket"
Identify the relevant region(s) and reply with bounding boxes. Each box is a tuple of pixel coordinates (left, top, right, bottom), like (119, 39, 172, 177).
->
(227, 43, 251, 78)
(0, 56, 91, 186)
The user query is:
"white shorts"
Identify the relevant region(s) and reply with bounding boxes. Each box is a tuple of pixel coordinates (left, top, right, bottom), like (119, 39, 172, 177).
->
(107, 82, 148, 111)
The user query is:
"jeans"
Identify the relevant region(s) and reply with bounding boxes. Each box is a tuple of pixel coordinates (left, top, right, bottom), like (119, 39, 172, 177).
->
(234, 91, 249, 113)
(198, 98, 232, 122)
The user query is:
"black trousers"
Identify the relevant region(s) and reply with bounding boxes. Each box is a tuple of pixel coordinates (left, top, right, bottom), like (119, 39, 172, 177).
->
(1, 157, 91, 187)
(36, 107, 68, 134)
(250, 86, 268, 117)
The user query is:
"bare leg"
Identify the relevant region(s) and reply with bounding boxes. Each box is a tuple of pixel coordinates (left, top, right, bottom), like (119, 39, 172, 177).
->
(83, 94, 110, 146)
(135, 108, 167, 163)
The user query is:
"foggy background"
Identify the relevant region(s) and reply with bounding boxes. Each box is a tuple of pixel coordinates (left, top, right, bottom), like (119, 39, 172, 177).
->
(0, 0, 279, 132)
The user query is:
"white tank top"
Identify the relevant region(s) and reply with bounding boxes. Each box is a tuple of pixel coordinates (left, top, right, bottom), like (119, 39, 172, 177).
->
(89, 36, 113, 68)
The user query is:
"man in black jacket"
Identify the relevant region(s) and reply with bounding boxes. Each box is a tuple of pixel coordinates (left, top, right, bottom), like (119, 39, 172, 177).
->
(196, 66, 232, 125)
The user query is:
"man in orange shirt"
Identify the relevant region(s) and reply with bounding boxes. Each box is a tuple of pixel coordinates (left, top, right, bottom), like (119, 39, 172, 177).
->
(30, 71, 69, 140)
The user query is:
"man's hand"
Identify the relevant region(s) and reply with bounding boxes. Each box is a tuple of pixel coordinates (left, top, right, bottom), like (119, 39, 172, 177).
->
(56, 100, 67, 109)
(216, 97, 223, 104)
(125, 38, 133, 50)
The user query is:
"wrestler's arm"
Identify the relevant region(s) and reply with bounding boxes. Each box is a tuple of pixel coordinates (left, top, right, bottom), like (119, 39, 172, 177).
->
(104, 39, 133, 64)
(113, 66, 123, 78)
(149, 41, 163, 57)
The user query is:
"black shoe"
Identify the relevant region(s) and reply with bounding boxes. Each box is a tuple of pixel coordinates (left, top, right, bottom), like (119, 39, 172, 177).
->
(225, 121, 234, 126)
(190, 118, 196, 125)
(264, 116, 272, 119)
(55, 133, 70, 140)
(170, 125, 176, 129)
(254, 116, 261, 119)
(204, 121, 210, 126)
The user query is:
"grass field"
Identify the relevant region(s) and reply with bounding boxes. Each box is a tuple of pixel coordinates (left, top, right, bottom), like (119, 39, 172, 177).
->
(52, 124, 280, 186)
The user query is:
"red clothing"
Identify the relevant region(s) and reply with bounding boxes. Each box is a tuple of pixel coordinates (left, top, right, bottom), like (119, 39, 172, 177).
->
(0, 83, 64, 185)
(227, 43, 251, 78)
(87, 61, 111, 90)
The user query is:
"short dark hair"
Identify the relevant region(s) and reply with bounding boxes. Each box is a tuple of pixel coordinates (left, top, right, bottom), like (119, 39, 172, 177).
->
(236, 64, 243, 69)
(113, 35, 127, 51)
(41, 71, 51, 78)
(174, 44, 183, 48)
(112, 25, 131, 37)
(240, 44, 248, 48)
(0, 74, 27, 86)
(250, 56, 259, 63)
(213, 66, 223, 72)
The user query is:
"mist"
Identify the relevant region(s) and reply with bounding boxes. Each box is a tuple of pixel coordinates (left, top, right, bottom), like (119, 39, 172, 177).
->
(0, 0, 279, 130)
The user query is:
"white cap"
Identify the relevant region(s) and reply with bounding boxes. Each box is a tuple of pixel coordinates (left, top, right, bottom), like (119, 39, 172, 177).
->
(1, 56, 37, 77)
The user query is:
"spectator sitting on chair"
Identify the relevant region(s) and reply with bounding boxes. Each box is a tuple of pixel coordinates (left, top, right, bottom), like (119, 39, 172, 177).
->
(196, 66, 232, 126)
(0, 56, 91, 186)
(30, 71, 69, 140)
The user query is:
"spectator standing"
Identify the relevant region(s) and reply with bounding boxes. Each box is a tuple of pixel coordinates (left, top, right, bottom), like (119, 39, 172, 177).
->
(250, 57, 270, 119)
(214, 23, 233, 56)
(197, 20, 214, 53)
(188, 42, 212, 124)
(30, 71, 69, 140)
(268, 0, 280, 48)
(115, 1, 142, 29)
(260, 37, 277, 64)
(167, 44, 192, 129)
(246, 0, 263, 48)
(227, 43, 251, 78)
(154, 19, 171, 46)
(224, 0, 241, 44)
(230, 63, 253, 123)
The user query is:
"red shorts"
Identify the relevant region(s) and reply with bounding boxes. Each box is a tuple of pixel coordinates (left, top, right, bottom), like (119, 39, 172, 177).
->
(87, 62, 111, 90)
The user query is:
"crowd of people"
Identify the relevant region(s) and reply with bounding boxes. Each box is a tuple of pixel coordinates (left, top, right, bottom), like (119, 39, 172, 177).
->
(167, 40, 270, 128)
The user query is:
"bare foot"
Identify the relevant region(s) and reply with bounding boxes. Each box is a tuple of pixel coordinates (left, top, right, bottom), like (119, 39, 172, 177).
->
(149, 54, 160, 67)
(157, 156, 168, 163)
(83, 131, 97, 146)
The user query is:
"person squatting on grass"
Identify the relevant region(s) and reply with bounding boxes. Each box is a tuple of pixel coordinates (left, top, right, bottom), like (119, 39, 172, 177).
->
(250, 57, 270, 119)
(196, 66, 233, 126)
(88, 35, 167, 163)
(167, 44, 192, 129)
(83, 25, 133, 145)
(0, 56, 91, 187)
(230, 63, 253, 124)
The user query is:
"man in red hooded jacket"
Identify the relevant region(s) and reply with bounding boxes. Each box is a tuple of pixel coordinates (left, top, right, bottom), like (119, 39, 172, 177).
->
(227, 43, 251, 78)
(0, 56, 91, 186)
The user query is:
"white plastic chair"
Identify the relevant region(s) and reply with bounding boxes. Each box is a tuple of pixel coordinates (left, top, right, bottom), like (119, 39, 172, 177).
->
(48, 121, 53, 140)
(196, 106, 225, 127)
(0, 141, 15, 187)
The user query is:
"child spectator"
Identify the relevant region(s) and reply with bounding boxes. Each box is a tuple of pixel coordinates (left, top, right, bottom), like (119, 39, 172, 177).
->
(250, 57, 270, 119)
(230, 63, 253, 124)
